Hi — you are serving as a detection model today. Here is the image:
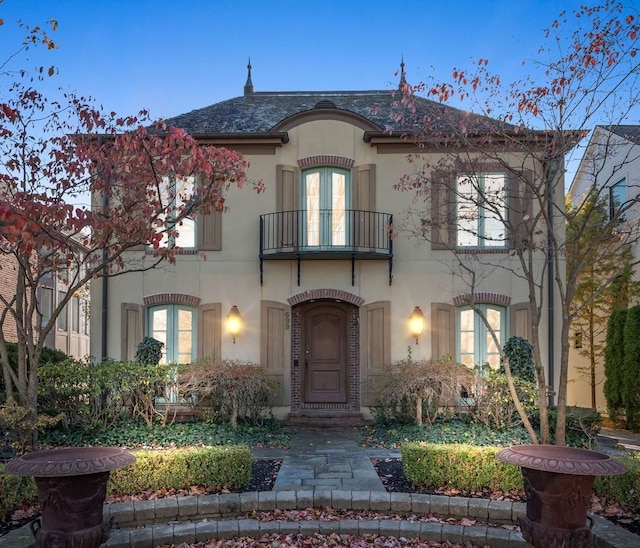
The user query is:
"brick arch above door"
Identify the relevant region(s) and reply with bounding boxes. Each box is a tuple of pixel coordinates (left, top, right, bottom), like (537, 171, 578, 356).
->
(288, 289, 364, 307)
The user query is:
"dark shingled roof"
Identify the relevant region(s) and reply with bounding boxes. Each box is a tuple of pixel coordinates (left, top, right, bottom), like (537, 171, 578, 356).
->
(605, 124, 640, 144)
(164, 90, 472, 136)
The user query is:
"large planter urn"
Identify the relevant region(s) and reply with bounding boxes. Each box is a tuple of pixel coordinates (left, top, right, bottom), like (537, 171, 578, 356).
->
(498, 444, 626, 548)
(5, 446, 136, 548)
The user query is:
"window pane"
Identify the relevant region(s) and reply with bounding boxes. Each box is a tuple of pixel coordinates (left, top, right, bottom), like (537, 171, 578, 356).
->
(41, 287, 53, 326)
(151, 308, 168, 364)
(460, 309, 475, 331)
(305, 172, 320, 246)
(457, 176, 478, 247)
(332, 172, 346, 245)
(483, 174, 506, 246)
(71, 297, 80, 333)
(57, 291, 68, 330)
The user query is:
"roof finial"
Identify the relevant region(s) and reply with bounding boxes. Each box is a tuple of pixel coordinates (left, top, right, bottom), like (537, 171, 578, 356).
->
(244, 57, 254, 96)
(399, 55, 407, 90)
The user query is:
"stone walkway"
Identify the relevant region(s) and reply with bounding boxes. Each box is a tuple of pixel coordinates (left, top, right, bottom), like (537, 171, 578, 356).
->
(252, 427, 399, 492)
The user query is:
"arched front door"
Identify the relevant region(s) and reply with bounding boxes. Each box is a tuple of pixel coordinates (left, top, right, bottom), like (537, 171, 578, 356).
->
(301, 302, 349, 403)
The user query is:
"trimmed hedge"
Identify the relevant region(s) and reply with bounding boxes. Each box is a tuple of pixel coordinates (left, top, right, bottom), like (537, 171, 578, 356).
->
(594, 452, 640, 514)
(108, 445, 252, 495)
(401, 442, 523, 492)
(0, 464, 37, 520)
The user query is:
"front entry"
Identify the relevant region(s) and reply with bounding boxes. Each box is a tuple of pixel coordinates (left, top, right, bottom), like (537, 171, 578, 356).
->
(302, 302, 349, 403)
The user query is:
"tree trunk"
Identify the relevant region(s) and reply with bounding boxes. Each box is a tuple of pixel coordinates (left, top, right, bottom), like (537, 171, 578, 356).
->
(416, 394, 423, 426)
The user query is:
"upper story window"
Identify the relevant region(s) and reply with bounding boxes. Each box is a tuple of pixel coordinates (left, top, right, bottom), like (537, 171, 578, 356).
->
(157, 176, 196, 249)
(609, 178, 626, 221)
(302, 167, 351, 248)
(148, 304, 196, 365)
(458, 305, 505, 369)
(457, 173, 507, 248)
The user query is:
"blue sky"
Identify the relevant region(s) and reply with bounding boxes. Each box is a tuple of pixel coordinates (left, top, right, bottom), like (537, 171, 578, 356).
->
(2, 0, 587, 121)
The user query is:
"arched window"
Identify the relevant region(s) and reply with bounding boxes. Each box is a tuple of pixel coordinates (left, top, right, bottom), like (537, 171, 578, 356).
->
(458, 305, 506, 369)
(148, 304, 197, 364)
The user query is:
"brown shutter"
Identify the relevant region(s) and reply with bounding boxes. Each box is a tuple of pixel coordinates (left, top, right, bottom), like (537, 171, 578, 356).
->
(261, 300, 290, 405)
(276, 165, 300, 249)
(509, 302, 532, 342)
(508, 170, 533, 250)
(431, 171, 455, 250)
(121, 303, 143, 361)
(352, 165, 376, 249)
(431, 302, 456, 360)
(198, 303, 221, 360)
(360, 301, 391, 406)
(198, 211, 222, 251)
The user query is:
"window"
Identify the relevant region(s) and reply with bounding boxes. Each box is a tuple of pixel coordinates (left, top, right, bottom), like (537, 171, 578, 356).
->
(609, 178, 626, 221)
(156, 176, 196, 249)
(71, 296, 80, 333)
(302, 167, 350, 248)
(458, 305, 506, 369)
(457, 173, 507, 247)
(40, 287, 53, 327)
(148, 305, 196, 365)
(57, 291, 68, 331)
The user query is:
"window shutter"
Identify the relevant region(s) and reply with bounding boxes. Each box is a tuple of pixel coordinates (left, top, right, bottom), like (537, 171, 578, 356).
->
(431, 302, 456, 360)
(508, 170, 533, 250)
(197, 211, 222, 251)
(509, 302, 532, 342)
(360, 301, 390, 406)
(352, 165, 376, 249)
(276, 165, 300, 250)
(431, 171, 455, 250)
(198, 303, 221, 360)
(121, 303, 143, 361)
(260, 300, 290, 405)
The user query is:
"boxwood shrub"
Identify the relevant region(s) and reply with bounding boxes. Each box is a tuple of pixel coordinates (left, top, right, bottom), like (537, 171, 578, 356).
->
(108, 445, 252, 495)
(0, 464, 37, 520)
(594, 452, 640, 514)
(401, 442, 523, 492)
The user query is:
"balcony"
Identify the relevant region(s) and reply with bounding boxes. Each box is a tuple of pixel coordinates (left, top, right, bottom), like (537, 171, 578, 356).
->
(259, 209, 393, 285)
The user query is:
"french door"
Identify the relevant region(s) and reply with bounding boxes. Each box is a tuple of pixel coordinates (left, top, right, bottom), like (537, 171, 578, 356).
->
(302, 167, 350, 248)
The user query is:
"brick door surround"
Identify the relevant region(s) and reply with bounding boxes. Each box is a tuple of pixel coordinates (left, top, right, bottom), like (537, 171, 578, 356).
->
(289, 298, 360, 412)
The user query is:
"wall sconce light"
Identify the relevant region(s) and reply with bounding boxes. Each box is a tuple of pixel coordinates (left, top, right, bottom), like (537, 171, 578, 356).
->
(227, 305, 243, 343)
(409, 306, 425, 345)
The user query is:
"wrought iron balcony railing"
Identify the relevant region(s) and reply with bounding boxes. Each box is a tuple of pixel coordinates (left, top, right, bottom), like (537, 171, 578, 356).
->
(259, 209, 393, 285)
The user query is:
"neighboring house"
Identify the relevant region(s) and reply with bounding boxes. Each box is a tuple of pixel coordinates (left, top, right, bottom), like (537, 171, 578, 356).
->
(567, 125, 640, 412)
(91, 66, 565, 424)
(0, 254, 90, 361)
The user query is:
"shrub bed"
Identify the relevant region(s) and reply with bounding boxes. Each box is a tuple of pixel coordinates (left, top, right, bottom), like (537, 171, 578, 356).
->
(401, 442, 524, 492)
(0, 464, 37, 521)
(108, 445, 252, 495)
(594, 452, 640, 514)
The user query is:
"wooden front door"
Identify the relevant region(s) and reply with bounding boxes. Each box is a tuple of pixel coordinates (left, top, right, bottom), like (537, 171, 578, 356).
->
(302, 302, 348, 403)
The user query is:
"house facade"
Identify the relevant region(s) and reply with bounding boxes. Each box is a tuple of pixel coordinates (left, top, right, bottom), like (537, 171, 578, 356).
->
(568, 125, 640, 412)
(91, 68, 564, 423)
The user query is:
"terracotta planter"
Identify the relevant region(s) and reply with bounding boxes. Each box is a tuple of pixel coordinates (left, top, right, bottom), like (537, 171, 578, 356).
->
(5, 446, 135, 548)
(498, 444, 626, 548)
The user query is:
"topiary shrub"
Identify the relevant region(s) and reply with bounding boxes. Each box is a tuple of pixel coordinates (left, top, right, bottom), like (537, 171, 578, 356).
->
(401, 442, 523, 492)
(135, 337, 165, 366)
(501, 336, 535, 382)
(108, 445, 252, 495)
